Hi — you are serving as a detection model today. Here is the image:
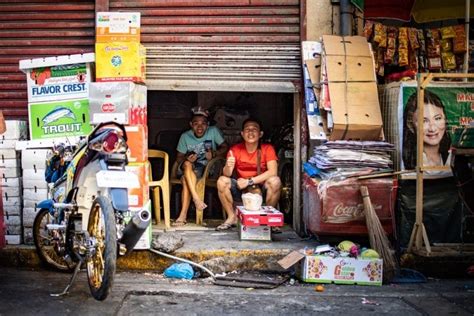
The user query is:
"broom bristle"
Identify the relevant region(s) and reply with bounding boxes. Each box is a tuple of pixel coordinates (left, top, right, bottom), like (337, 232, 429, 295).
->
(360, 186, 397, 282)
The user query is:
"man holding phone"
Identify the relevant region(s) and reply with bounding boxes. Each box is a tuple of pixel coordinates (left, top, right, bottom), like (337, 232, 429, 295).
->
(173, 107, 228, 226)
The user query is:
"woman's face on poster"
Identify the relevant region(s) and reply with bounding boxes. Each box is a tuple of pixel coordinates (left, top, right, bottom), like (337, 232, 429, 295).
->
(413, 102, 446, 147)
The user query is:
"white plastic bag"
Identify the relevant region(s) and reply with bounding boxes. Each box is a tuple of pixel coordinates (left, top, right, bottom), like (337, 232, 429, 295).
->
(241, 192, 263, 211)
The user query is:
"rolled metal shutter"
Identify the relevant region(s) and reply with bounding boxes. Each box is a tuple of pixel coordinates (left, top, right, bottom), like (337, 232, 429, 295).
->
(0, 1, 95, 118)
(110, 0, 302, 92)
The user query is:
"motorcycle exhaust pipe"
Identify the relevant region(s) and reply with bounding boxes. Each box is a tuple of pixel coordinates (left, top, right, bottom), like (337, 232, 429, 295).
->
(119, 208, 151, 255)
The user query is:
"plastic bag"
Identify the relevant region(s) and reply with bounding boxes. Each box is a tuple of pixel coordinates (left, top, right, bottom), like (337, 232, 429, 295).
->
(241, 192, 263, 211)
(163, 263, 194, 279)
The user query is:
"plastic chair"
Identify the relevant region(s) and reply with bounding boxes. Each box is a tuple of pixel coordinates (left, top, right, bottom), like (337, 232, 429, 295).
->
(170, 157, 226, 225)
(148, 149, 171, 230)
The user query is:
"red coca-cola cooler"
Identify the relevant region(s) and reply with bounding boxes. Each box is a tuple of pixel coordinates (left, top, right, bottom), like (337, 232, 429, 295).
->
(303, 174, 397, 236)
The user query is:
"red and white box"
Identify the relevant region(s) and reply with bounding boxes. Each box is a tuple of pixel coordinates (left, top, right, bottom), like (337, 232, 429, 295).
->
(237, 206, 283, 241)
(237, 205, 284, 227)
(125, 125, 148, 163)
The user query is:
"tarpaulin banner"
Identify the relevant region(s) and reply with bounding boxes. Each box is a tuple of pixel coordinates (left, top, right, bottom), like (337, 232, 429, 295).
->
(398, 82, 474, 178)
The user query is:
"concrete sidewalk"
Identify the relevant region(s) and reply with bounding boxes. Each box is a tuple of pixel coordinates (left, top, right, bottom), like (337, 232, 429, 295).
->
(0, 225, 311, 273)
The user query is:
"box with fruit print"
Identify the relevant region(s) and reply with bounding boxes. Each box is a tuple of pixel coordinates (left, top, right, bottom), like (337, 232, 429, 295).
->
(299, 255, 383, 286)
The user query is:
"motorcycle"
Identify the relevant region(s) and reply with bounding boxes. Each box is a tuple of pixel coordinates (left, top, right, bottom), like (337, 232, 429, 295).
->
(268, 123, 294, 224)
(32, 122, 151, 301)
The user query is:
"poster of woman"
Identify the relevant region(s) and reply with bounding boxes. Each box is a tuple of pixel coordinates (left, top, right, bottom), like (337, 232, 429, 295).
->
(399, 84, 474, 179)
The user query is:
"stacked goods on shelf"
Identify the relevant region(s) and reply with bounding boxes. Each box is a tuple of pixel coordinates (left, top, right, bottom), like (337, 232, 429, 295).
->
(92, 12, 150, 248)
(1, 121, 27, 245)
(364, 21, 469, 81)
(21, 149, 49, 244)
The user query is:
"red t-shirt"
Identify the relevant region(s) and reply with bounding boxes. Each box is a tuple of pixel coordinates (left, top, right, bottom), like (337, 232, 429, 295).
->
(227, 143, 278, 179)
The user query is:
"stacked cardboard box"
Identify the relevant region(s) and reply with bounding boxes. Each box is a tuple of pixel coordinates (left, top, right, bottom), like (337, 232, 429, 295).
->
(1, 121, 27, 245)
(92, 12, 151, 249)
(304, 36, 384, 141)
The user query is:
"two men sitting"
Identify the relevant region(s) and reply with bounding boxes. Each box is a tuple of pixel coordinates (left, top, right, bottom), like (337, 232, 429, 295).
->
(172, 107, 282, 230)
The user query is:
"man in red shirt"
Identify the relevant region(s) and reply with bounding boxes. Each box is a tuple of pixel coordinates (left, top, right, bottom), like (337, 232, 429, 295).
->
(216, 118, 281, 230)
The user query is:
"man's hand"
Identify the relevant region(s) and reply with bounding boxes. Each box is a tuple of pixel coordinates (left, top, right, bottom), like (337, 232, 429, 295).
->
(186, 153, 198, 163)
(236, 177, 248, 190)
(225, 150, 235, 169)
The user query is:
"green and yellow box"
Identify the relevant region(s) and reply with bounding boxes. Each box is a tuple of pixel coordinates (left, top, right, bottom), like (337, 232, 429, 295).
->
(28, 98, 93, 140)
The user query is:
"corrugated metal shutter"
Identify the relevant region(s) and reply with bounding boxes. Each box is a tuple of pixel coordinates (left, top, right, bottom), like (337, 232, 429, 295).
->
(0, 1, 95, 118)
(110, 0, 302, 92)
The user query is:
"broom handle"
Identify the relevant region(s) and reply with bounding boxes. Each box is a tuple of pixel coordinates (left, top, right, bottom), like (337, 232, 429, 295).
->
(357, 170, 415, 180)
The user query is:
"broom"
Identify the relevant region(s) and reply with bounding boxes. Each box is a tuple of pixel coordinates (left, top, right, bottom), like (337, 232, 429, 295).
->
(360, 186, 397, 282)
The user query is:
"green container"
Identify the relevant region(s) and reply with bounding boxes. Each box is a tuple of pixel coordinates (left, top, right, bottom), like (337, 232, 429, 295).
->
(28, 98, 93, 140)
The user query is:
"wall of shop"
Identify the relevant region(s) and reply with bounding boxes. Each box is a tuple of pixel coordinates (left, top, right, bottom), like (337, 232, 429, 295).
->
(0, 1, 95, 117)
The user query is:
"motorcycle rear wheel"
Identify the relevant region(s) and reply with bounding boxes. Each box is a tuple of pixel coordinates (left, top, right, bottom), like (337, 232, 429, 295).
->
(33, 208, 75, 272)
(86, 196, 117, 301)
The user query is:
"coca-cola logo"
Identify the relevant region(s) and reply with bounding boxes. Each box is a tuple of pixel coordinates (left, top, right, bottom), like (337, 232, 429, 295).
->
(333, 203, 382, 218)
(101, 103, 115, 112)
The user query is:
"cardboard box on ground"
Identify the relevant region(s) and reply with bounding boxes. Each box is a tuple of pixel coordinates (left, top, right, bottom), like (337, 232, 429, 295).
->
(237, 206, 284, 241)
(309, 35, 383, 141)
(278, 250, 383, 286)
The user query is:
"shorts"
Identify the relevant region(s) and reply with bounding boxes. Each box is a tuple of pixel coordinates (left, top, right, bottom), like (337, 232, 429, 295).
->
(230, 178, 266, 202)
(177, 161, 206, 179)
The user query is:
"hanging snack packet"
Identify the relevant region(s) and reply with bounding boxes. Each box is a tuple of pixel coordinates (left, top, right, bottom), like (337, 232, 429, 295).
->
(441, 39, 453, 52)
(384, 27, 397, 64)
(441, 52, 457, 70)
(373, 23, 387, 48)
(440, 26, 456, 39)
(398, 27, 409, 67)
(453, 25, 467, 54)
(426, 29, 441, 58)
(408, 28, 420, 50)
(364, 20, 375, 40)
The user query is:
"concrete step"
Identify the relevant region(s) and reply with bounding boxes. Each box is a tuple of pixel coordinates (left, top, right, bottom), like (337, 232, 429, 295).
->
(0, 227, 311, 273)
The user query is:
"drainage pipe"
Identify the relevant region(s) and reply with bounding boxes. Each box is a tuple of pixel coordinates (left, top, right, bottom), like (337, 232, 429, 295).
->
(340, 0, 352, 36)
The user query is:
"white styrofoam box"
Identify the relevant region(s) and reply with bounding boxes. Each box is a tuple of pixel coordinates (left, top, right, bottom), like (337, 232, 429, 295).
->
(0, 167, 20, 178)
(4, 214, 21, 226)
(2, 186, 21, 198)
(22, 208, 38, 227)
(6, 225, 22, 235)
(23, 188, 48, 201)
(0, 158, 20, 168)
(15, 137, 82, 151)
(1, 177, 21, 187)
(0, 149, 19, 159)
(3, 204, 21, 216)
(24, 199, 39, 209)
(5, 235, 21, 245)
(23, 178, 48, 190)
(22, 168, 44, 180)
(1, 120, 27, 140)
(21, 149, 49, 170)
(2, 196, 21, 207)
(89, 82, 147, 125)
(19, 53, 94, 103)
(23, 227, 34, 245)
(0, 139, 17, 149)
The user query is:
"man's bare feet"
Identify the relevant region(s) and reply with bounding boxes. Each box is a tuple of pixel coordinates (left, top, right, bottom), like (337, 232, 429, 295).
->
(193, 197, 207, 210)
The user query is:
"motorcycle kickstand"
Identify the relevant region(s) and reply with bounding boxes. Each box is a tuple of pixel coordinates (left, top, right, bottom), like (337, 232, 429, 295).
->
(50, 258, 83, 297)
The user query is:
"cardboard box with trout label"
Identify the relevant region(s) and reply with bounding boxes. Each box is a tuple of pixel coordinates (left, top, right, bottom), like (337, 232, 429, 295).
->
(28, 99, 93, 140)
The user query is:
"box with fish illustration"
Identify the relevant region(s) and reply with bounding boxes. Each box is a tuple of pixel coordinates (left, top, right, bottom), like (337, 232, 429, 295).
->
(19, 53, 94, 103)
(28, 98, 93, 140)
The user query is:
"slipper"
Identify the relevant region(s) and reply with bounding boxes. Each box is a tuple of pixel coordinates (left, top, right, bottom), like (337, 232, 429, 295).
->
(171, 220, 187, 227)
(271, 227, 282, 234)
(215, 222, 236, 231)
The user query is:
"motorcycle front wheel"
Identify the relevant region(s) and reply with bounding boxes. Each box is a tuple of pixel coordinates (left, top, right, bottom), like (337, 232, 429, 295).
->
(86, 196, 117, 301)
(33, 208, 75, 272)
